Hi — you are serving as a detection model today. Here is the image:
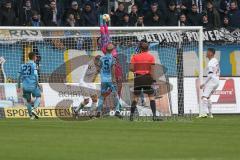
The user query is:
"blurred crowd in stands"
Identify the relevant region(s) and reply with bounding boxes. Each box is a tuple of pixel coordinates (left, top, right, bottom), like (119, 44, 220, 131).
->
(0, 0, 239, 29)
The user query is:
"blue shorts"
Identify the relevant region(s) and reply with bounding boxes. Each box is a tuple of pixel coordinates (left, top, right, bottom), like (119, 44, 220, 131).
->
(101, 82, 117, 95)
(23, 87, 41, 102)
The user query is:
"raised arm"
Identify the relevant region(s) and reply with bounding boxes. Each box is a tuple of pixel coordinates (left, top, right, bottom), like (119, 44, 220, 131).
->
(100, 15, 110, 51)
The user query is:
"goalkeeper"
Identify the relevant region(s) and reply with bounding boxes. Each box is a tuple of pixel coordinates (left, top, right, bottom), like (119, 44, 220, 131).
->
(99, 14, 123, 99)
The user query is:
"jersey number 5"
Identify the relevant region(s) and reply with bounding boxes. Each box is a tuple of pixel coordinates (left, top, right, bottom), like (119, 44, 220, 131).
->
(104, 59, 110, 71)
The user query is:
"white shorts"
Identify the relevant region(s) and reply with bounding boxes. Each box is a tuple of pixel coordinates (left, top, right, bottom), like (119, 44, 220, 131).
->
(202, 83, 219, 98)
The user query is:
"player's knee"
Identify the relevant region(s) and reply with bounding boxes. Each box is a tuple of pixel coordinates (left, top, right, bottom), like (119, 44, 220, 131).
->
(208, 99, 212, 105)
(148, 94, 155, 101)
(131, 100, 137, 107)
(201, 97, 208, 104)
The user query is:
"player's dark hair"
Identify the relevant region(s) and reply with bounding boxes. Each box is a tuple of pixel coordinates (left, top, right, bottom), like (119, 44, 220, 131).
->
(208, 48, 215, 55)
(192, 4, 197, 7)
(140, 40, 149, 52)
(28, 52, 36, 60)
(230, 0, 236, 5)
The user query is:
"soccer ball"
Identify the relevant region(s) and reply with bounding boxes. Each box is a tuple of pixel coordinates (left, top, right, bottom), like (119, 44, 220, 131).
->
(102, 14, 110, 22)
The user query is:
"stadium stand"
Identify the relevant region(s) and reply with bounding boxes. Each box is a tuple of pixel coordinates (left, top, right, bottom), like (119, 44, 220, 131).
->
(0, 0, 239, 28)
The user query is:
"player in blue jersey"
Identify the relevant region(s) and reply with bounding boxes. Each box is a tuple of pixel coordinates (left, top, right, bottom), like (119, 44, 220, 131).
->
(17, 52, 41, 119)
(96, 43, 122, 118)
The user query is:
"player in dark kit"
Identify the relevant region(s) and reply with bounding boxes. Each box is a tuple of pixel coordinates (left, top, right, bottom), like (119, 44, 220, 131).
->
(130, 39, 160, 121)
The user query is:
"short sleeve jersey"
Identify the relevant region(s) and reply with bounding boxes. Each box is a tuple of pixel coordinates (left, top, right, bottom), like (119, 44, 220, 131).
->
(130, 51, 155, 75)
(100, 53, 116, 82)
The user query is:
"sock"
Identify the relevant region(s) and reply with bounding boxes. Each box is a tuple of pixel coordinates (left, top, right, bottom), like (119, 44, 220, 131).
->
(208, 99, 212, 116)
(26, 103, 32, 117)
(33, 97, 41, 109)
(201, 97, 208, 116)
(75, 103, 85, 113)
(150, 100, 156, 116)
(130, 100, 137, 115)
(114, 93, 120, 112)
(91, 102, 97, 111)
(97, 96, 104, 112)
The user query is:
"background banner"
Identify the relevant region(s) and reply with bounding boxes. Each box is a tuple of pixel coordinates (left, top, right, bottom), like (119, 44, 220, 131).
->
(1, 78, 240, 118)
(4, 107, 72, 118)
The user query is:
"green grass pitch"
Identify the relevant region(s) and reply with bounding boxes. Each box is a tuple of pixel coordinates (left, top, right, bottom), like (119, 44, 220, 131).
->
(0, 116, 240, 160)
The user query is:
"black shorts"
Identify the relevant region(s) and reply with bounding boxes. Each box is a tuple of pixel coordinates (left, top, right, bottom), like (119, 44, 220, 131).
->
(134, 74, 154, 95)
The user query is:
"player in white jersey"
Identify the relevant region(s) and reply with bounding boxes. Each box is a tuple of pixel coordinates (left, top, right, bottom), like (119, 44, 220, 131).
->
(73, 95, 98, 119)
(199, 48, 220, 118)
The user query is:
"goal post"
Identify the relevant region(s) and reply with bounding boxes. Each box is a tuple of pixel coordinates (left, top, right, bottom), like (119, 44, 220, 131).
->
(0, 26, 203, 116)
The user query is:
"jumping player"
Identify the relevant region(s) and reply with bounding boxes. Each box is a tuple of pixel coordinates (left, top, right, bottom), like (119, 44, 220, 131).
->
(99, 14, 123, 99)
(17, 52, 41, 119)
(199, 48, 220, 118)
(96, 43, 122, 118)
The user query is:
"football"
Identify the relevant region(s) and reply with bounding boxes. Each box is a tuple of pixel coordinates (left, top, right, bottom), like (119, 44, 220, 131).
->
(102, 14, 110, 22)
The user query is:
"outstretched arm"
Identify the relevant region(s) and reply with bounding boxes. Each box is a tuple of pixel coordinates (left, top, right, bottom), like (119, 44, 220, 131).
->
(100, 15, 110, 50)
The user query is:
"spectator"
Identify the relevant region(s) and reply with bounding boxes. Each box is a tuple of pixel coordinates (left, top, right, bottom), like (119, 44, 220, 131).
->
(2, 0, 19, 17)
(201, 14, 213, 29)
(65, 13, 77, 26)
(129, 4, 139, 25)
(191, 0, 206, 13)
(82, 2, 98, 26)
(144, 3, 163, 26)
(165, 1, 179, 26)
(206, 0, 221, 28)
(97, 0, 108, 14)
(19, 0, 40, 13)
(65, 1, 83, 26)
(115, 0, 133, 13)
(221, 16, 234, 30)
(0, 1, 16, 26)
(156, 0, 167, 15)
(120, 13, 134, 26)
(111, 2, 126, 26)
(174, 0, 188, 14)
(28, 10, 43, 26)
(19, 0, 34, 26)
(179, 13, 189, 26)
(227, 1, 240, 28)
(188, 4, 202, 26)
(134, 0, 151, 14)
(151, 13, 165, 26)
(218, 0, 231, 18)
(42, 0, 62, 26)
(135, 14, 144, 26)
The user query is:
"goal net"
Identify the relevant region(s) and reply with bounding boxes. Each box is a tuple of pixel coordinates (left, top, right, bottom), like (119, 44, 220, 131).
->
(0, 27, 203, 117)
